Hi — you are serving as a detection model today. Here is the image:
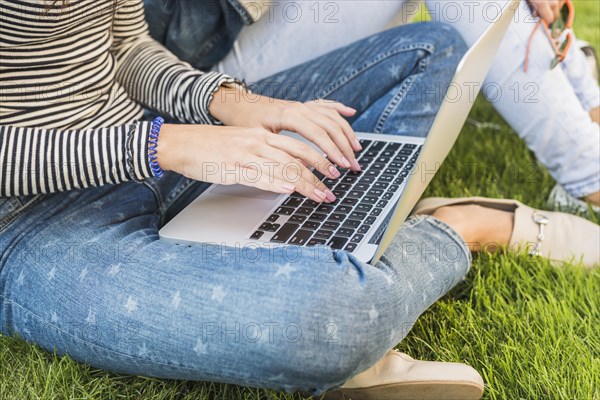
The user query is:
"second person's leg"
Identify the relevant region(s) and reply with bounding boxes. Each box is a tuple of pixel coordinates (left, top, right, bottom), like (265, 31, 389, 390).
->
(423, 0, 600, 203)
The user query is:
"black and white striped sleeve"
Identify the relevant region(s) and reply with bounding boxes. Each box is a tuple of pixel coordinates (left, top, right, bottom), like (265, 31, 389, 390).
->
(111, 0, 238, 124)
(0, 122, 153, 197)
(0, 0, 243, 198)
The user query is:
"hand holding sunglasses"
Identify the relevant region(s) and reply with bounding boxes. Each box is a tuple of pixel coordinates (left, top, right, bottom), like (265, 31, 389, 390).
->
(524, 0, 574, 72)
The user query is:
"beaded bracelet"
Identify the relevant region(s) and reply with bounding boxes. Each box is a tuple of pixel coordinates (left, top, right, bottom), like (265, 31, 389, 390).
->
(148, 116, 165, 178)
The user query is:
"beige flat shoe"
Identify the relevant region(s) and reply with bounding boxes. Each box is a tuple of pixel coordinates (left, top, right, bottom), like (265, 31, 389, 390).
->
(413, 196, 600, 268)
(324, 350, 484, 400)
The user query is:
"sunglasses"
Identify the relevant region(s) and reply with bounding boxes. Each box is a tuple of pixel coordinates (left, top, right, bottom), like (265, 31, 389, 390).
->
(524, 0, 574, 72)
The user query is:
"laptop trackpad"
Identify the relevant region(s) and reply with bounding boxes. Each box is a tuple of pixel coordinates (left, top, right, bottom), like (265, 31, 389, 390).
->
(210, 184, 280, 201)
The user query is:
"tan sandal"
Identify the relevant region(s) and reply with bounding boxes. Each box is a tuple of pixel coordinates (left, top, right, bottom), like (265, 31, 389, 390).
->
(413, 197, 599, 268)
(323, 350, 484, 400)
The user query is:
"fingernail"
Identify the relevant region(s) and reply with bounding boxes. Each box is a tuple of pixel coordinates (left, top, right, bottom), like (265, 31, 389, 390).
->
(314, 188, 327, 201)
(353, 138, 363, 151)
(346, 106, 357, 113)
(283, 184, 296, 193)
(352, 159, 362, 171)
(340, 156, 351, 169)
(324, 189, 337, 202)
(328, 165, 341, 178)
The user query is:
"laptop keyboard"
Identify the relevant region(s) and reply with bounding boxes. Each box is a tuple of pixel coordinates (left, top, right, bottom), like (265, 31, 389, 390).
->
(249, 139, 422, 252)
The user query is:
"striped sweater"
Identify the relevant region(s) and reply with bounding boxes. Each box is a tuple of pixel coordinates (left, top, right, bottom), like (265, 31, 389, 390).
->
(0, 0, 235, 197)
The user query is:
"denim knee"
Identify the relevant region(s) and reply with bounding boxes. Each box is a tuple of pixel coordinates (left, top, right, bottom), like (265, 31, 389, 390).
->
(272, 253, 394, 393)
(423, 22, 469, 58)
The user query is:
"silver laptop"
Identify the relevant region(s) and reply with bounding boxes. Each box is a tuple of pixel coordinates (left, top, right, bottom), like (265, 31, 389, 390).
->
(160, 0, 520, 264)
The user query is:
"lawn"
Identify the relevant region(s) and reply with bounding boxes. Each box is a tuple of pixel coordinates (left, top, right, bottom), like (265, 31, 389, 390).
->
(1, 1, 599, 399)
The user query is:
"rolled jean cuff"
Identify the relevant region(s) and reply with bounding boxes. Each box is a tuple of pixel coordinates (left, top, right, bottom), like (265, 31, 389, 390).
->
(404, 214, 473, 267)
(426, 215, 472, 266)
(564, 177, 600, 199)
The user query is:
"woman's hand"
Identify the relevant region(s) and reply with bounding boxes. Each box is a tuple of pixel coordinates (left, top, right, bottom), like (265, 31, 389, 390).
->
(527, 0, 562, 24)
(208, 84, 362, 172)
(156, 124, 340, 203)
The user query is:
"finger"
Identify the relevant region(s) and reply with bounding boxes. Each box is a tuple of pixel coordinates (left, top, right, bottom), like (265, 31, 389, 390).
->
(247, 170, 298, 196)
(534, 0, 558, 24)
(250, 153, 335, 203)
(233, 156, 297, 194)
(300, 108, 361, 171)
(275, 160, 335, 203)
(308, 99, 357, 117)
(282, 108, 352, 170)
(550, 0, 561, 20)
(265, 134, 342, 181)
(257, 141, 326, 187)
(258, 138, 339, 203)
(306, 102, 362, 152)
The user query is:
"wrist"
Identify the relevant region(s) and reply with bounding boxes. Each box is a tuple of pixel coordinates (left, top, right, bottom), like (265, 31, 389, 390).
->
(155, 123, 176, 173)
(209, 82, 252, 126)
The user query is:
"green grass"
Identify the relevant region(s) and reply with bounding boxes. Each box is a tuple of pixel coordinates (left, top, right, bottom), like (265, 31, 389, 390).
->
(573, 0, 600, 50)
(1, 1, 599, 399)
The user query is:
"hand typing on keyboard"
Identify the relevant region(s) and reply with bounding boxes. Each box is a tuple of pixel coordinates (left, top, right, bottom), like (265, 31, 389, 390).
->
(250, 139, 422, 252)
(159, 87, 364, 203)
(157, 124, 342, 203)
(208, 86, 363, 172)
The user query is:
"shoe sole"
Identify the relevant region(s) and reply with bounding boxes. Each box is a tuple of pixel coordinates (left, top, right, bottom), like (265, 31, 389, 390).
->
(323, 381, 484, 400)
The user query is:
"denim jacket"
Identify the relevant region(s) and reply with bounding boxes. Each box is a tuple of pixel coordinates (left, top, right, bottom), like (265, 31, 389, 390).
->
(143, 0, 267, 70)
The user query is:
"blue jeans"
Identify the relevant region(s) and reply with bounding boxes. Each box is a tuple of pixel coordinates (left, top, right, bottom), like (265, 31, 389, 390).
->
(0, 24, 469, 394)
